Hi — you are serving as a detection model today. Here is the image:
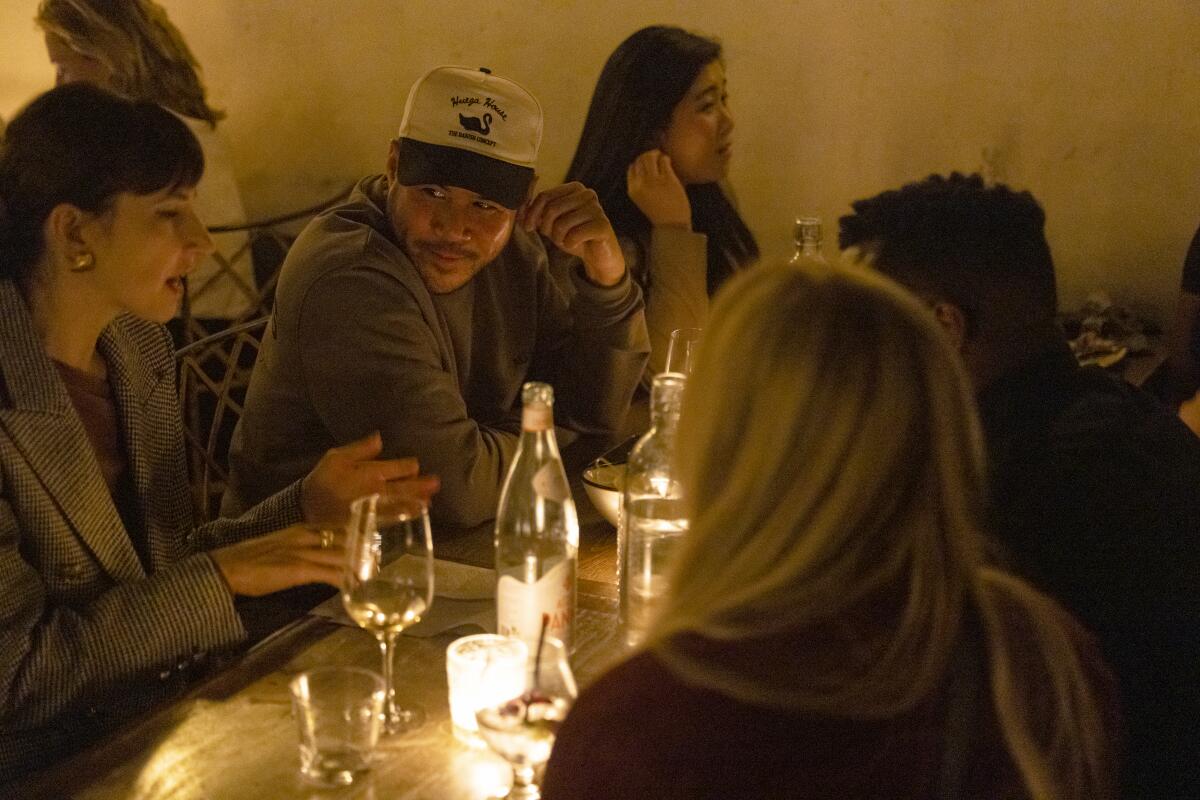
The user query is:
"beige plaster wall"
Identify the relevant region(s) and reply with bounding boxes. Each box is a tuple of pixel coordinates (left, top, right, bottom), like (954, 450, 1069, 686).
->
(3, 1, 1198, 322)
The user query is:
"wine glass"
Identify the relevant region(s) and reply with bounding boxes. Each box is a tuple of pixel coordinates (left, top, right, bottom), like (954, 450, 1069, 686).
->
(475, 634, 577, 799)
(665, 327, 702, 376)
(342, 493, 434, 734)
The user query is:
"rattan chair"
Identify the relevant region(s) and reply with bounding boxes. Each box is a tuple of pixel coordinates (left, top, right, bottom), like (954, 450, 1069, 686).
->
(175, 317, 269, 522)
(177, 184, 352, 346)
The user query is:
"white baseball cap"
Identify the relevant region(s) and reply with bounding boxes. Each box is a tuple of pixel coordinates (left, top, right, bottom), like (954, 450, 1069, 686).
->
(395, 65, 542, 209)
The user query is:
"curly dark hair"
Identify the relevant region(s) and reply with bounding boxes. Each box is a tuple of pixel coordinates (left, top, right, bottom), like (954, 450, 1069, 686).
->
(839, 173, 1057, 335)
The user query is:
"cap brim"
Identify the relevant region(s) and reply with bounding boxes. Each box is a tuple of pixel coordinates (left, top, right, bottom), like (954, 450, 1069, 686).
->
(394, 138, 534, 209)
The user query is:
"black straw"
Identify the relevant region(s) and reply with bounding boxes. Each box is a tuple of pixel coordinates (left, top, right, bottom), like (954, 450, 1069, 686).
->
(533, 613, 549, 690)
(525, 614, 550, 723)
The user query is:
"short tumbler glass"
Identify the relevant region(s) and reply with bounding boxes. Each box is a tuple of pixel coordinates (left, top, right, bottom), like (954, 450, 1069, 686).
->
(289, 666, 385, 787)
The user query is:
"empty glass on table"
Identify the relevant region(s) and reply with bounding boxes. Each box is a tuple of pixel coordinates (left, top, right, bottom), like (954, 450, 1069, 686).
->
(289, 666, 385, 787)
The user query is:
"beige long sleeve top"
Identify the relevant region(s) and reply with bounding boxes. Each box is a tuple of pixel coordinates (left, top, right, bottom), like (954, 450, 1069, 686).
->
(622, 225, 709, 379)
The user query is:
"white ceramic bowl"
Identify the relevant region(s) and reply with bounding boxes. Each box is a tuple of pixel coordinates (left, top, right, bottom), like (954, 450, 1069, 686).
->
(581, 462, 625, 527)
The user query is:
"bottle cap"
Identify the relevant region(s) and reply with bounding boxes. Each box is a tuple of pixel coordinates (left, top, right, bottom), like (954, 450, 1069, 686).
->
(793, 216, 823, 247)
(650, 373, 686, 418)
(521, 381, 554, 431)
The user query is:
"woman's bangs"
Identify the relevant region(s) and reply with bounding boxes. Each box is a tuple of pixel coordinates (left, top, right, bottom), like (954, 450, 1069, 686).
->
(120, 103, 204, 196)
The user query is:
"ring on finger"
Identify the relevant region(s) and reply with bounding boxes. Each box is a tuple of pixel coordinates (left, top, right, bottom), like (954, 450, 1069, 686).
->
(319, 529, 335, 549)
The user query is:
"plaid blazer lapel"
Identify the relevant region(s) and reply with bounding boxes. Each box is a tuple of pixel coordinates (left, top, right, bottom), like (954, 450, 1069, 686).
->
(0, 284, 146, 582)
(97, 319, 185, 571)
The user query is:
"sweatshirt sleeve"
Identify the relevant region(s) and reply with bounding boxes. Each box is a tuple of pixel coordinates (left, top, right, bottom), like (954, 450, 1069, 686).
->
(294, 265, 520, 529)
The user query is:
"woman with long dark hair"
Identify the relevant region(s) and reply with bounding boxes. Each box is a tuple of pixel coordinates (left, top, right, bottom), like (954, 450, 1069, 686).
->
(0, 84, 433, 782)
(565, 25, 759, 375)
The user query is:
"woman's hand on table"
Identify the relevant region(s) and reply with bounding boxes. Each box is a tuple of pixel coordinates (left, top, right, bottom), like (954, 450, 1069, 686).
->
(210, 525, 345, 596)
(627, 149, 691, 229)
(299, 431, 440, 527)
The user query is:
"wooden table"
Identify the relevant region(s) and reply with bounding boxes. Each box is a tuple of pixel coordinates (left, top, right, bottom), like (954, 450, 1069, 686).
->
(8, 490, 621, 800)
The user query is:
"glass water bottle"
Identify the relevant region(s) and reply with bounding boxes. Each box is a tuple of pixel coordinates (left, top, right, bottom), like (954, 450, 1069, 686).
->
(619, 373, 688, 646)
(494, 382, 579, 653)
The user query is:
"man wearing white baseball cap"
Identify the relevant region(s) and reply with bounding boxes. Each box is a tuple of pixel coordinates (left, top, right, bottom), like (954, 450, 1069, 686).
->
(224, 66, 649, 529)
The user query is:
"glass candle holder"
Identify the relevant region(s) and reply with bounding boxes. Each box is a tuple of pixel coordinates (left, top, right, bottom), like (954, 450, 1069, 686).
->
(446, 634, 528, 746)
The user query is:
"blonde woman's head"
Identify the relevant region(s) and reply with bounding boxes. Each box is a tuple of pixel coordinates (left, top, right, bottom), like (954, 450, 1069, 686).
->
(645, 262, 1112, 798)
(37, 0, 223, 126)
(651, 263, 986, 696)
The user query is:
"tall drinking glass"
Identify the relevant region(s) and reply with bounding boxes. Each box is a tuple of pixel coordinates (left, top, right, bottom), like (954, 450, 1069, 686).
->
(665, 327, 703, 375)
(342, 493, 434, 734)
(476, 635, 577, 799)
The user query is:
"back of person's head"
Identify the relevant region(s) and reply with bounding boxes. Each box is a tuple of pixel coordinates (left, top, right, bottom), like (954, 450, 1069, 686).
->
(646, 263, 1113, 799)
(36, 0, 223, 126)
(651, 262, 986, 710)
(565, 25, 757, 294)
(0, 82, 203, 284)
(839, 172, 1057, 343)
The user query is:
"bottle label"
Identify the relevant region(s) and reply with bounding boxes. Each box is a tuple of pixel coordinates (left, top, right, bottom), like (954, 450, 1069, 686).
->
(531, 462, 570, 503)
(497, 558, 573, 647)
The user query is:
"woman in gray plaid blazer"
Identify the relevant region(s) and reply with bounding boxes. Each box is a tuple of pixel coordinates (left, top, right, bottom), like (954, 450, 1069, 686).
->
(0, 85, 435, 782)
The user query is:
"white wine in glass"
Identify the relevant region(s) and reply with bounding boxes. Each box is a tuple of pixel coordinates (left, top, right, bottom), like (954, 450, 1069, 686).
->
(342, 493, 434, 734)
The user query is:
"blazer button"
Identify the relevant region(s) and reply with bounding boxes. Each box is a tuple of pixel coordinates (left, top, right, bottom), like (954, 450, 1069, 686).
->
(159, 669, 172, 681)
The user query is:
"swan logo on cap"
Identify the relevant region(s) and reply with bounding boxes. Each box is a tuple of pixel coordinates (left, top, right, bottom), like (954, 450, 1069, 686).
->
(394, 66, 542, 209)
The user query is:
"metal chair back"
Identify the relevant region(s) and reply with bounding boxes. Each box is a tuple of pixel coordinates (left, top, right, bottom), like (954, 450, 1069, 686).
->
(178, 184, 352, 346)
(175, 317, 269, 522)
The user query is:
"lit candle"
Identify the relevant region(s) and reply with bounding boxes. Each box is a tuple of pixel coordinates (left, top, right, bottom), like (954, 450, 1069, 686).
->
(445, 634, 528, 746)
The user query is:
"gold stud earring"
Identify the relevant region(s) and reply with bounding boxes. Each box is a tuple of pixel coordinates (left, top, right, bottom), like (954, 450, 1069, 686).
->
(70, 252, 95, 273)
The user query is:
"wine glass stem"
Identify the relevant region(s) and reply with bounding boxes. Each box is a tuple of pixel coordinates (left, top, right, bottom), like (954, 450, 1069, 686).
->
(380, 632, 399, 724)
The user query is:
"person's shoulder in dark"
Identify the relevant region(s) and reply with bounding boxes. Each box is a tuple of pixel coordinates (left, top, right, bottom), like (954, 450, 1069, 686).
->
(542, 647, 942, 800)
(1036, 365, 1200, 546)
(985, 356, 1200, 798)
(987, 350, 1200, 546)
(284, 176, 396, 279)
(1058, 365, 1199, 454)
(541, 649, 702, 799)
